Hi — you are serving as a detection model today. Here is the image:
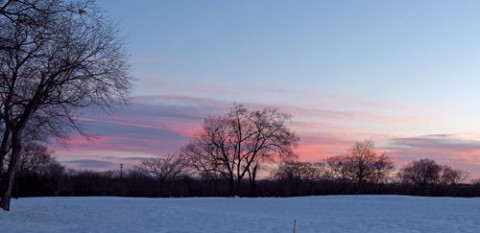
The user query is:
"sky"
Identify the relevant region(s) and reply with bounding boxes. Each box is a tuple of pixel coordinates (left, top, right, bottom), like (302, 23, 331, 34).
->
(53, 0, 480, 178)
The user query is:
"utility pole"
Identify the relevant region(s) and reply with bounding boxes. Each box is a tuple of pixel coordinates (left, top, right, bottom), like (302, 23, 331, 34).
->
(120, 163, 124, 179)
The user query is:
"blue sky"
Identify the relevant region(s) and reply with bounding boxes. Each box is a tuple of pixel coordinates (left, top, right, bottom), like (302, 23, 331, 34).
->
(102, 0, 480, 115)
(55, 0, 480, 177)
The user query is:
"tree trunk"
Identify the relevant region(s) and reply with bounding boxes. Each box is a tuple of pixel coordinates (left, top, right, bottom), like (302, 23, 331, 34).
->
(357, 174, 364, 194)
(1, 131, 22, 211)
(248, 173, 255, 195)
(235, 178, 242, 196)
(228, 176, 235, 196)
(0, 130, 11, 185)
(247, 165, 258, 196)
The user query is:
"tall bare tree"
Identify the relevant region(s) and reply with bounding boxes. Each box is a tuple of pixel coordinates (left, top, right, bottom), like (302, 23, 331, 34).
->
(344, 140, 393, 193)
(182, 103, 299, 195)
(324, 140, 393, 193)
(0, 0, 131, 210)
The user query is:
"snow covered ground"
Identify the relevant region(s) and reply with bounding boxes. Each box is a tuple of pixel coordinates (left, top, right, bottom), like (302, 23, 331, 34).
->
(1, 195, 479, 233)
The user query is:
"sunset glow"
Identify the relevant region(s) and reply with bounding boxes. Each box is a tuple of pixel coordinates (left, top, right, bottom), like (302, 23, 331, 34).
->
(53, 0, 480, 178)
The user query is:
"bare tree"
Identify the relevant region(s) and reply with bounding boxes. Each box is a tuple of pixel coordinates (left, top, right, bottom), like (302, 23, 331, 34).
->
(182, 103, 299, 195)
(15, 142, 64, 196)
(133, 154, 189, 190)
(17, 143, 53, 176)
(344, 141, 375, 193)
(440, 165, 469, 185)
(398, 159, 442, 188)
(323, 140, 393, 193)
(371, 153, 395, 185)
(0, 0, 131, 210)
(343, 140, 393, 193)
(274, 161, 325, 183)
(324, 155, 348, 183)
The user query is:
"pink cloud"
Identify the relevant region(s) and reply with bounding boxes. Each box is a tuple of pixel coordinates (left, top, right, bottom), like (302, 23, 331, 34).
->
(54, 94, 460, 176)
(71, 116, 98, 122)
(383, 135, 480, 177)
(53, 133, 186, 166)
(104, 115, 200, 138)
(104, 119, 161, 130)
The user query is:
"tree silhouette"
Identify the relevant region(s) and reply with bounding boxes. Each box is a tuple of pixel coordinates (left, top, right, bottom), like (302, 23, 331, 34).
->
(0, 0, 131, 211)
(182, 103, 299, 195)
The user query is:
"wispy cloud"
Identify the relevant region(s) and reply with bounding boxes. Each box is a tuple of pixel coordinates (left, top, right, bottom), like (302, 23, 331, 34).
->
(383, 134, 480, 174)
(54, 94, 464, 175)
(63, 159, 118, 170)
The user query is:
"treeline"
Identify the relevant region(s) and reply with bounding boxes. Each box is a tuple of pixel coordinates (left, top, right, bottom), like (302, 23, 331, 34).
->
(10, 141, 480, 199)
(7, 103, 480, 198)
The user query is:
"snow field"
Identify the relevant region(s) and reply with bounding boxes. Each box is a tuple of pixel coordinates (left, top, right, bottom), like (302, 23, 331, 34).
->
(1, 195, 479, 233)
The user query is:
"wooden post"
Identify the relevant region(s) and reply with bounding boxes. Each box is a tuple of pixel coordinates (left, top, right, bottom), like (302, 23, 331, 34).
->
(293, 220, 297, 233)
